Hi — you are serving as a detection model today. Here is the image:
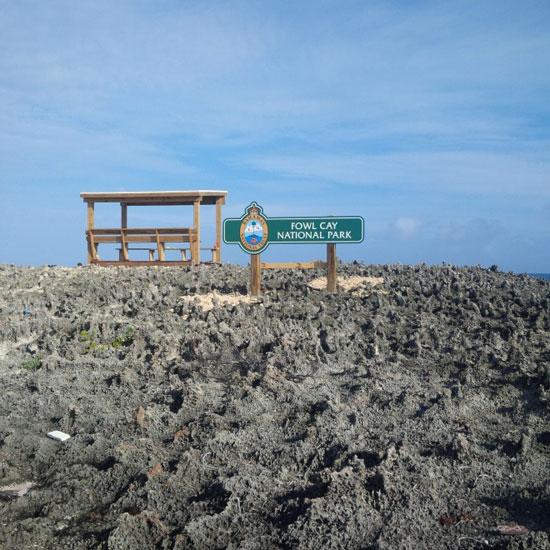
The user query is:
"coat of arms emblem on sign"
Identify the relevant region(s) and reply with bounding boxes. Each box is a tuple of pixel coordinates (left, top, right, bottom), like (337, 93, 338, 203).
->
(239, 202, 269, 253)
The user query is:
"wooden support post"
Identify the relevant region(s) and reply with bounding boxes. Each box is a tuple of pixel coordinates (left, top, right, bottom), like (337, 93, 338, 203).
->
(120, 230, 129, 261)
(327, 243, 337, 293)
(86, 202, 95, 264)
(250, 254, 261, 296)
(193, 200, 200, 264)
(155, 230, 165, 261)
(215, 198, 222, 263)
(121, 203, 127, 229)
(189, 232, 196, 263)
(119, 206, 127, 261)
(88, 231, 98, 262)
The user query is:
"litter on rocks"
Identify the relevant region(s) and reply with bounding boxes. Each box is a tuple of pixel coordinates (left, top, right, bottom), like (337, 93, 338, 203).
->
(47, 430, 71, 442)
(0, 481, 34, 499)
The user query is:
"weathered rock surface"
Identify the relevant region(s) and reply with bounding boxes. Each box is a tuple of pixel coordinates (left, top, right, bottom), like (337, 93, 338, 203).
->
(0, 262, 549, 549)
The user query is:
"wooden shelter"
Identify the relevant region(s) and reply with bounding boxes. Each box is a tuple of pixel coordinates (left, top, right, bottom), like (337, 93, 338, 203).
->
(80, 190, 228, 266)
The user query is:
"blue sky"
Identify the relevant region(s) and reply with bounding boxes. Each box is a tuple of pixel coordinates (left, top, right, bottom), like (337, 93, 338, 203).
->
(1, 0, 549, 271)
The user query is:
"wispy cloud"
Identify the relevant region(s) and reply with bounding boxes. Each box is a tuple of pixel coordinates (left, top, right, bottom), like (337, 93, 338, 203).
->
(3, 1, 548, 144)
(393, 217, 421, 239)
(245, 150, 550, 197)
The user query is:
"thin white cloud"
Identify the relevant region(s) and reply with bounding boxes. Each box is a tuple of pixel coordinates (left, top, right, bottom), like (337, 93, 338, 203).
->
(0, 119, 200, 184)
(245, 150, 550, 197)
(1, 0, 548, 144)
(394, 217, 421, 238)
(436, 218, 503, 243)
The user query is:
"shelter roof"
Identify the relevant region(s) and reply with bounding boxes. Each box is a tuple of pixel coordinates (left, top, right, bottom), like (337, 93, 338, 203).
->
(80, 190, 227, 206)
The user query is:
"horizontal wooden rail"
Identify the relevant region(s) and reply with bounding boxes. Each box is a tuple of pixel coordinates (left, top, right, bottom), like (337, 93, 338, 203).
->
(91, 235, 195, 243)
(260, 261, 327, 269)
(89, 227, 196, 235)
(94, 260, 194, 267)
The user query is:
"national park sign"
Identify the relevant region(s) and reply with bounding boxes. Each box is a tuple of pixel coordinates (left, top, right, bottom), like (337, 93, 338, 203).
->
(223, 202, 364, 255)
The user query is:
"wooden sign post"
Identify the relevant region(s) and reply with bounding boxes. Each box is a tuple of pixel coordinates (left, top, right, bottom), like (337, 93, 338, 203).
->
(250, 254, 261, 296)
(224, 202, 364, 296)
(327, 243, 337, 293)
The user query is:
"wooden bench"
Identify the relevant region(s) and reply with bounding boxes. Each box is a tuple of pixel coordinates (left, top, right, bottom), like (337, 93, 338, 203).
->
(116, 247, 157, 261)
(165, 246, 191, 261)
(86, 228, 198, 264)
(163, 245, 220, 262)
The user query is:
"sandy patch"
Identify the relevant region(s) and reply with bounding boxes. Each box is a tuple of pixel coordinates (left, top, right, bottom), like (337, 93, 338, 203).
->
(178, 292, 257, 312)
(307, 275, 385, 295)
(177, 277, 387, 312)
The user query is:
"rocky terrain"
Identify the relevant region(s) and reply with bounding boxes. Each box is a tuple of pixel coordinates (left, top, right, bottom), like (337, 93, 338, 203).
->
(0, 262, 549, 550)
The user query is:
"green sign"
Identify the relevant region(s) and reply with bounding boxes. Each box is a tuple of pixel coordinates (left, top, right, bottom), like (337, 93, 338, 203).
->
(223, 202, 364, 255)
